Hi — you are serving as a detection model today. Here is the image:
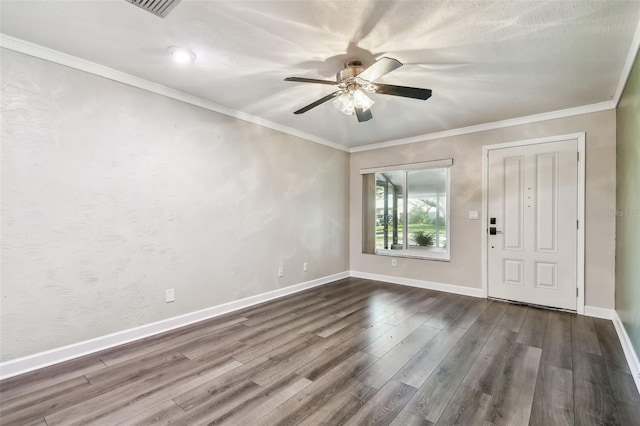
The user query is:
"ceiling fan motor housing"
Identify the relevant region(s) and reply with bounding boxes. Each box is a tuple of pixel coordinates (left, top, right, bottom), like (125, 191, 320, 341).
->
(336, 60, 365, 83)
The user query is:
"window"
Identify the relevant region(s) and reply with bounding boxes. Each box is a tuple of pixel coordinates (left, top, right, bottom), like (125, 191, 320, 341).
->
(362, 160, 451, 260)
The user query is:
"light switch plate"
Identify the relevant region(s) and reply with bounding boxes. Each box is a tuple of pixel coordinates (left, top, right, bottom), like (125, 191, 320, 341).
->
(469, 211, 479, 220)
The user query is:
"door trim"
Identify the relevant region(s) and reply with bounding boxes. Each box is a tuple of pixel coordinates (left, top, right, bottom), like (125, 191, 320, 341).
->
(481, 133, 586, 314)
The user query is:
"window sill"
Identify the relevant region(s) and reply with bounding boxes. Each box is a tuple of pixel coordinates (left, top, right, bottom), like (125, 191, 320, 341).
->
(374, 248, 450, 262)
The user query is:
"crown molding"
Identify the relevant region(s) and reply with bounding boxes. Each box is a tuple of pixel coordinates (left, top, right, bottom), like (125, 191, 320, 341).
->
(614, 17, 640, 106)
(349, 100, 615, 153)
(0, 34, 349, 153)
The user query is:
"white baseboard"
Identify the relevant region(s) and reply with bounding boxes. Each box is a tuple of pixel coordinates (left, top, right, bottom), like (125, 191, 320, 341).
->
(349, 270, 484, 298)
(583, 305, 615, 320)
(0, 271, 349, 380)
(612, 310, 640, 393)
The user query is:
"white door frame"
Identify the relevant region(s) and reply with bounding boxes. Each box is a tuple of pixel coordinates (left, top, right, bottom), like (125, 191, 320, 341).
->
(481, 133, 586, 314)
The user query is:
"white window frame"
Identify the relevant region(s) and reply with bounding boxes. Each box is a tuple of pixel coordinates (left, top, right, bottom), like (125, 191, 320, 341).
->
(362, 159, 452, 261)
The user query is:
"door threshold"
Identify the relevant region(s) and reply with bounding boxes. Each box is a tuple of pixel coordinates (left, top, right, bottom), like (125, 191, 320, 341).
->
(488, 297, 577, 314)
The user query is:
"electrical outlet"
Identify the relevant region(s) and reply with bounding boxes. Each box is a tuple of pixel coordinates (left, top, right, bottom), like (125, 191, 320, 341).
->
(391, 259, 397, 267)
(303, 262, 308, 272)
(469, 210, 479, 220)
(278, 267, 284, 277)
(165, 289, 175, 303)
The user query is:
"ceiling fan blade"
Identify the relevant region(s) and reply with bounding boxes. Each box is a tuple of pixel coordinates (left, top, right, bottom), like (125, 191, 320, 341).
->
(293, 91, 342, 114)
(285, 77, 337, 85)
(355, 108, 373, 122)
(374, 84, 432, 100)
(357, 57, 402, 82)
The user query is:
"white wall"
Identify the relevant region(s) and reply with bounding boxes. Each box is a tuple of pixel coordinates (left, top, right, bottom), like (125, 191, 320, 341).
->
(350, 110, 617, 309)
(0, 49, 350, 362)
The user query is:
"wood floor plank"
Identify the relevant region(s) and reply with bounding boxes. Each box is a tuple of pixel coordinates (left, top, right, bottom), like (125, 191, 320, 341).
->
(253, 351, 378, 426)
(210, 374, 312, 425)
(0, 353, 190, 426)
(358, 325, 441, 389)
(607, 369, 640, 406)
(180, 337, 249, 360)
(484, 344, 542, 426)
(19, 418, 47, 426)
(571, 314, 602, 356)
(364, 311, 434, 358)
(172, 352, 294, 411)
(295, 335, 374, 382)
(101, 320, 250, 366)
(424, 294, 469, 329)
(333, 286, 413, 319)
(315, 306, 383, 338)
(242, 312, 301, 334)
(298, 379, 377, 426)
(594, 318, 631, 374)
(462, 328, 517, 395)
(394, 326, 467, 389)
(616, 401, 640, 426)
(573, 350, 620, 425)
(382, 294, 439, 326)
(405, 302, 507, 423)
(85, 350, 197, 385)
(311, 278, 369, 298)
(390, 410, 434, 426)
(541, 311, 572, 370)
(239, 291, 375, 346)
(231, 325, 322, 364)
(529, 363, 573, 426)
(344, 380, 417, 426)
(241, 297, 326, 326)
(0, 358, 105, 404)
(0, 376, 91, 425)
(174, 379, 264, 424)
(249, 335, 323, 387)
(452, 298, 491, 329)
(516, 308, 548, 349)
(435, 385, 492, 426)
(414, 293, 465, 324)
(116, 400, 185, 426)
(495, 303, 527, 334)
(45, 357, 242, 425)
(286, 321, 395, 374)
(236, 286, 330, 318)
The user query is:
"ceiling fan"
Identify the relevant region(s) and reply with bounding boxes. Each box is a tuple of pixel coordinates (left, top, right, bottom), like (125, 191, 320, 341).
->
(284, 57, 432, 122)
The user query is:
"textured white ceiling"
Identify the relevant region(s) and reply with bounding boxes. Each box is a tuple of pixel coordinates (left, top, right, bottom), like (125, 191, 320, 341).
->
(1, 0, 639, 148)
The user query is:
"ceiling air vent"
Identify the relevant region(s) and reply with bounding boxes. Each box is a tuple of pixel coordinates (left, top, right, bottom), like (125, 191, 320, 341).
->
(125, 0, 182, 18)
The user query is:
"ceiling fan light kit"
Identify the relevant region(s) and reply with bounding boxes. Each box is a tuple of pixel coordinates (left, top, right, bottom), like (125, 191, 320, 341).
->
(285, 57, 432, 123)
(333, 89, 375, 116)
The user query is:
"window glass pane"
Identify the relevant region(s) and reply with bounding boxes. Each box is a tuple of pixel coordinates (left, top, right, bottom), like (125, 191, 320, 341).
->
(406, 168, 447, 252)
(375, 171, 404, 250)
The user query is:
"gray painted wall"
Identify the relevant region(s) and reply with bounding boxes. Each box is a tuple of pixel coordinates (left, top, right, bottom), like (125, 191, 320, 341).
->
(350, 111, 617, 309)
(616, 51, 640, 356)
(0, 49, 350, 361)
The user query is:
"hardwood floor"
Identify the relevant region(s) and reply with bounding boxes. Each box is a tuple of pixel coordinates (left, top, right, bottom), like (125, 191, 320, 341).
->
(1, 277, 638, 425)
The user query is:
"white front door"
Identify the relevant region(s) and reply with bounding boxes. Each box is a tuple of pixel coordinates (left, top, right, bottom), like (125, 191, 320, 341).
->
(487, 139, 578, 310)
